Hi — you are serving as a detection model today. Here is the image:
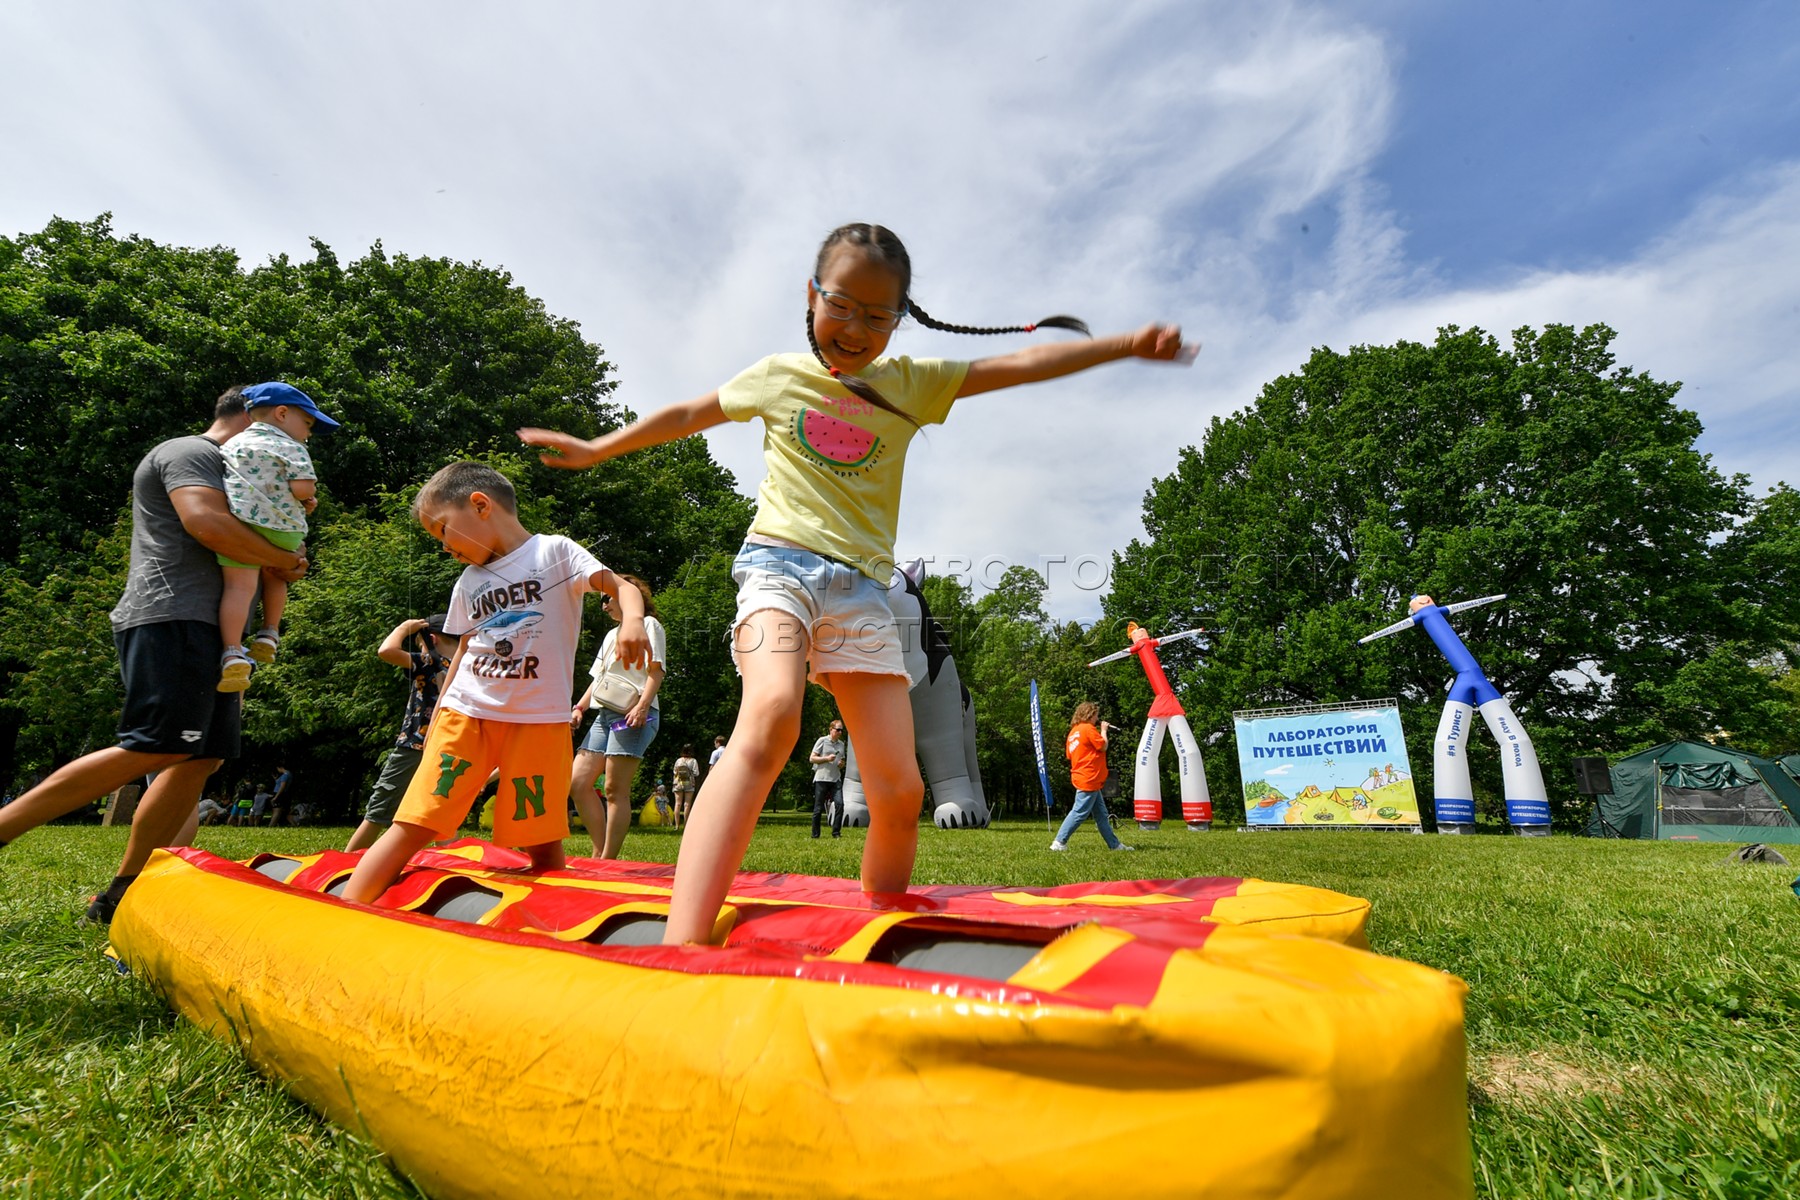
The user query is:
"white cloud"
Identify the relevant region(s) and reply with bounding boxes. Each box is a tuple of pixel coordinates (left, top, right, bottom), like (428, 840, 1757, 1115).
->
(1322, 162, 1800, 496)
(3, 1, 1793, 625)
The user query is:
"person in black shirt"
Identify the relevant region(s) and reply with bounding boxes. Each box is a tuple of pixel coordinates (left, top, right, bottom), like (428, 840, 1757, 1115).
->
(345, 615, 452, 852)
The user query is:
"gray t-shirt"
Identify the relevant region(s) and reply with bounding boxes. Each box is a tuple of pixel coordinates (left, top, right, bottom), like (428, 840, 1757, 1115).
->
(110, 435, 230, 631)
(811, 735, 845, 783)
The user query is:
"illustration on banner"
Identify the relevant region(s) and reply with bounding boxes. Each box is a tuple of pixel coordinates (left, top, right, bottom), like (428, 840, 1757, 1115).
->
(1235, 706, 1420, 827)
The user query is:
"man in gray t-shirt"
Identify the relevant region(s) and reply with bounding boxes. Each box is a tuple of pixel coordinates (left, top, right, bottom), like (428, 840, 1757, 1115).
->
(0, 385, 310, 922)
(110, 437, 241, 630)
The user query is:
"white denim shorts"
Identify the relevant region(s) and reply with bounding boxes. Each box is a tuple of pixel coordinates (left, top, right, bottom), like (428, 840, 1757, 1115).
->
(730, 542, 907, 681)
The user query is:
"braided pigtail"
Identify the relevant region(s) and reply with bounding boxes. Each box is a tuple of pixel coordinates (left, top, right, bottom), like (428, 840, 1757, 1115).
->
(805, 222, 1087, 430)
(813, 223, 1090, 338)
(806, 308, 920, 429)
(908, 301, 1091, 339)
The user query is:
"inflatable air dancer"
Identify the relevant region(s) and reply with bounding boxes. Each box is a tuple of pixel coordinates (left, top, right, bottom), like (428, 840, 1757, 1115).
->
(1089, 622, 1211, 830)
(1359, 594, 1549, 835)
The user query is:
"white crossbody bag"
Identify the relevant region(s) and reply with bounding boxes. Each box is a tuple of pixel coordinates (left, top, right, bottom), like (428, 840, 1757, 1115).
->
(591, 671, 641, 712)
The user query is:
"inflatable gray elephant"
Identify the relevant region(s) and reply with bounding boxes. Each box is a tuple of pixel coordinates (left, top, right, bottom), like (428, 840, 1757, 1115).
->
(840, 560, 989, 830)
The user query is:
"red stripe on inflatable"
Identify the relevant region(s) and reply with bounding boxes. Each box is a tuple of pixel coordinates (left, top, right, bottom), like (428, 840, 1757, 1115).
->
(282, 849, 363, 893)
(483, 885, 644, 933)
(231, 846, 1249, 941)
(1057, 937, 1185, 1008)
(431, 845, 1245, 902)
(165, 849, 1124, 1010)
(725, 903, 888, 954)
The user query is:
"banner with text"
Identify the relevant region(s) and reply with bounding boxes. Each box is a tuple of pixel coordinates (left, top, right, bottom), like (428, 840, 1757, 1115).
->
(1029, 680, 1055, 814)
(1235, 706, 1421, 828)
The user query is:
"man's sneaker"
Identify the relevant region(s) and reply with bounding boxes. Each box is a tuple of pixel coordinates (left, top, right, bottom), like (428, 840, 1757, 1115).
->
(82, 892, 120, 926)
(218, 649, 253, 693)
(1112, 843, 1136, 852)
(1049, 840, 1067, 851)
(248, 629, 281, 664)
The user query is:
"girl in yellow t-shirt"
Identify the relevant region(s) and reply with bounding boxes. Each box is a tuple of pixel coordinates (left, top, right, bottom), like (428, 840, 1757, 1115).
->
(521, 222, 1192, 946)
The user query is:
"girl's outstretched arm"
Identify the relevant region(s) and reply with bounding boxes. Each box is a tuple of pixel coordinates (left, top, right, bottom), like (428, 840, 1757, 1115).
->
(956, 323, 1192, 398)
(519, 392, 728, 469)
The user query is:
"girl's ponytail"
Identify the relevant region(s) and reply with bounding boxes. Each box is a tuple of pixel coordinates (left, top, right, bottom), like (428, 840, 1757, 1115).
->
(906, 302, 1090, 339)
(805, 222, 1094, 426)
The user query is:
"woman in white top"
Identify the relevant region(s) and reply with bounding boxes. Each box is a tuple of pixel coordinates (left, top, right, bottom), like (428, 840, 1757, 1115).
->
(568, 574, 667, 857)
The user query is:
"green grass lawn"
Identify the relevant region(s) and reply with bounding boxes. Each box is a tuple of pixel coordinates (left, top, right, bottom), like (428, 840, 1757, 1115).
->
(3, 817, 1796, 1198)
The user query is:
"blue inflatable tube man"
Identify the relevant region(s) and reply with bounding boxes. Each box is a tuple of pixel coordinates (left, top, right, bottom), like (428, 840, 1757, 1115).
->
(1360, 594, 1550, 835)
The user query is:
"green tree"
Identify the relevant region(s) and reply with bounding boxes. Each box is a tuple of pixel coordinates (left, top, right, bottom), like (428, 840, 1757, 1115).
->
(0, 217, 753, 797)
(0, 216, 258, 576)
(649, 552, 754, 800)
(0, 516, 133, 775)
(942, 567, 1117, 814)
(918, 573, 977, 665)
(0, 216, 753, 581)
(1107, 324, 1800, 827)
(953, 567, 1047, 812)
(911, 569, 1147, 817)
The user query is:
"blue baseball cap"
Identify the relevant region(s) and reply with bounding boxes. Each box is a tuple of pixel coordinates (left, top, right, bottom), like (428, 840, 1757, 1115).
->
(242, 382, 340, 429)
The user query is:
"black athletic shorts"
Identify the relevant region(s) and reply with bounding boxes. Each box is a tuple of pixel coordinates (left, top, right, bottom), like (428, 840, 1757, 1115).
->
(114, 620, 241, 759)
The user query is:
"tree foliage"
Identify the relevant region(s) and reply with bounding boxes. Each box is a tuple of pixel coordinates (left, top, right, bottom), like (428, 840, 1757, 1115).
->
(0, 516, 135, 771)
(916, 568, 1142, 815)
(0, 217, 753, 808)
(8, 222, 1793, 836)
(1106, 324, 1800, 826)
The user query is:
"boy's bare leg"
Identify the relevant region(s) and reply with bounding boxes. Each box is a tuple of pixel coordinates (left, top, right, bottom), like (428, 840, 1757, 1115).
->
(341, 821, 436, 904)
(524, 839, 565, 873)
(218, 567, 261, 651)
(258, 574, 289, 632)
(344, 819, 386, 853)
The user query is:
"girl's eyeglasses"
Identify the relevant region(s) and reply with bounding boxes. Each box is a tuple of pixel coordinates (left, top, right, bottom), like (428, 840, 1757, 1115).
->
(812, 278, 907, 334)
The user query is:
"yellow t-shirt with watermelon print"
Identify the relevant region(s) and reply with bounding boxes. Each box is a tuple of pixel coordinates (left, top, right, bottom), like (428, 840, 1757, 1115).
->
(718, 353, 968, 580)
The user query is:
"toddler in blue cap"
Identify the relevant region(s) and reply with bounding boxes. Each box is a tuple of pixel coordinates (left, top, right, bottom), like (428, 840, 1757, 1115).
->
(216, 382, 338, 691)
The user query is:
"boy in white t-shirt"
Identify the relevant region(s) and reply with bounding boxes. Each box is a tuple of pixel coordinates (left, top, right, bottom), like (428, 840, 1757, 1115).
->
(341, 461, 647, 904)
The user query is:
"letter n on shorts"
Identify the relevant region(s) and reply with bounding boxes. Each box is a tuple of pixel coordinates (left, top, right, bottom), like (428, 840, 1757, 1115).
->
(511, 775, 547, 821)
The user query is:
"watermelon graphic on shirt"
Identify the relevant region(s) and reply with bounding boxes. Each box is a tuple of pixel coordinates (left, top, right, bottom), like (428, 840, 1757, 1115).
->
(795, 408, 880, 468)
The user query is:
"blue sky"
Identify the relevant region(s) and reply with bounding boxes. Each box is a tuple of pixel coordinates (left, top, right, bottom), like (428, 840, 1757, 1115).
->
(4, 1, 1796, 621)
(1369, 1, 1800, 274)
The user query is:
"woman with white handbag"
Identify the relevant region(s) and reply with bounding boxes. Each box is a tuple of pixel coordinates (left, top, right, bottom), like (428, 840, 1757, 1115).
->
(568, 574, 667, 857)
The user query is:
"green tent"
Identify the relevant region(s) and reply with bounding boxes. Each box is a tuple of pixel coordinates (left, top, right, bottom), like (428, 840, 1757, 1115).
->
(1584, 740, 1800, 843)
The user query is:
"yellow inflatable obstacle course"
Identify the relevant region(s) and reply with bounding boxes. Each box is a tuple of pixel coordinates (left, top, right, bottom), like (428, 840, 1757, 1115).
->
(109, 841, 1471, 1200)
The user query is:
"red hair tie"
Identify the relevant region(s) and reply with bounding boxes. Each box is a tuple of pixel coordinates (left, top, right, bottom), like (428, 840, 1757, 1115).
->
(828, 366, 842, 378)
(1024, 323, 1038, 333)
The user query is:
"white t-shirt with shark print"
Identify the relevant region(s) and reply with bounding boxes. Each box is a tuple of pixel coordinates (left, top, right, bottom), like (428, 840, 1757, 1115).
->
(439, 533, 605, 724)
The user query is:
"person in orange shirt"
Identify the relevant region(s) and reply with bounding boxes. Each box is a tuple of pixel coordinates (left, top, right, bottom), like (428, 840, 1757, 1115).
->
(1053, 702, 1133, 852)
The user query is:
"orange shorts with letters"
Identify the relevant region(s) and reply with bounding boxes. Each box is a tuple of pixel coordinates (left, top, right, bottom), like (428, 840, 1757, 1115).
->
(395, 708, 572, 847)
